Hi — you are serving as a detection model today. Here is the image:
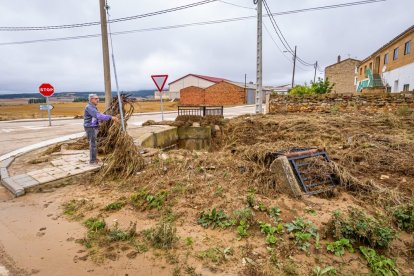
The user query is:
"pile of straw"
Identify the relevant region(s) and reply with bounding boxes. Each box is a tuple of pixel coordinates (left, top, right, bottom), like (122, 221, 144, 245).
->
(98, 95, 144, 179)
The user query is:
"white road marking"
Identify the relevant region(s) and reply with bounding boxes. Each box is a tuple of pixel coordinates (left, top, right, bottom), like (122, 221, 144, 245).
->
(22, 126, 48, 130)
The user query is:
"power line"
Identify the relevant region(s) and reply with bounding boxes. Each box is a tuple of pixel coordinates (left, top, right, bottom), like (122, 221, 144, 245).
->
(263, 0, 315, 67)
(0, 0, 218, 31)
(0, 0, 386, 46)
(263, 23, 312, 71)
(219, 0, 256, 10)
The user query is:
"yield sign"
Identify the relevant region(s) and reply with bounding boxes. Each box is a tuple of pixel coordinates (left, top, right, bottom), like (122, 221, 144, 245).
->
(151, 75, 168, 92)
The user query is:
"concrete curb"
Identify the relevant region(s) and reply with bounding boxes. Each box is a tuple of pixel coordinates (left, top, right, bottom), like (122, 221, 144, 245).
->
(0, 132, 85, 162)
(0, 132, 85, 196)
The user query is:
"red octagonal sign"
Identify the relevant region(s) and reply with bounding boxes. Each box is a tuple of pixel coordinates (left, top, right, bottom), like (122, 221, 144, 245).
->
(39, 83, 55, 97)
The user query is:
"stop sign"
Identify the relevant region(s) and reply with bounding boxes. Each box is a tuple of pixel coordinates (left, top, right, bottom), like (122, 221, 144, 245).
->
(39, 83, 55, 97)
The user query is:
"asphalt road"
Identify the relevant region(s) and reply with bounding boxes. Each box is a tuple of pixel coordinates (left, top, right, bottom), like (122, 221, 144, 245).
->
(0, 105, 255, 156)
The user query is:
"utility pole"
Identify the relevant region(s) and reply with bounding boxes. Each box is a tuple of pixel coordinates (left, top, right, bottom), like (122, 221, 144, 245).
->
(99, 0, 112, 110)
(291, 45, 297, 88)
(255, 0, 263, 114)
(313, 61, 318, 83)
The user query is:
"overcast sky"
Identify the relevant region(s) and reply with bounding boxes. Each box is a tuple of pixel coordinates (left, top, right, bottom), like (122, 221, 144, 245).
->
(0, 0, 412, 93)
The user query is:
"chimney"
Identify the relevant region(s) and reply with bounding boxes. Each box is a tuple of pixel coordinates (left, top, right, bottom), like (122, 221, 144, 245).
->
(337, 55, 341, 63)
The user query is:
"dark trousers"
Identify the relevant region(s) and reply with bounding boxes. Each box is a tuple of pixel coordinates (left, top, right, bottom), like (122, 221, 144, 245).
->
(85, 127, 98, 163)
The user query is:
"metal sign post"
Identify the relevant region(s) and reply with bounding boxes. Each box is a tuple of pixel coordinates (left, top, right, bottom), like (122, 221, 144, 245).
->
(151, 75, 169, 121)
(46, 97, 51, 126)
(39, 83, 55, 126)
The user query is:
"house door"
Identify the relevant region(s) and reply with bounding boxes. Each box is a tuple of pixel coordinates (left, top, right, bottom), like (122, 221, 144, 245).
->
(374, 56, 381, 74)
(246, 89, 255, 104)
(394, 80, 399, 93)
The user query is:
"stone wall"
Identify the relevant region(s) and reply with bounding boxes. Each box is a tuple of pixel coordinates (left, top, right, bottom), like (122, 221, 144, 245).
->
(268, 93, 414, 113)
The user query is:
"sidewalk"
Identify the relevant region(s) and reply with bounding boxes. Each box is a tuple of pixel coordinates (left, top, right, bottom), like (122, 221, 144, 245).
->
(2, 150, 100, 196)
(0, 124, 176, 197)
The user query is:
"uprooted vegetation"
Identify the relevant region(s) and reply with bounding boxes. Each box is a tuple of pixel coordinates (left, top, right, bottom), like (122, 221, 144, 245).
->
(60, 112, 414, 275)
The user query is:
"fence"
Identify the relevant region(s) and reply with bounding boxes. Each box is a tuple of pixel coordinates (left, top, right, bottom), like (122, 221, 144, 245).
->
(178, 106, 223, 117)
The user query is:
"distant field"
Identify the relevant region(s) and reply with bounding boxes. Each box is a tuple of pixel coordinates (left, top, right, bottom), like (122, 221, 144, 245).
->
(0, 101, 178, 120)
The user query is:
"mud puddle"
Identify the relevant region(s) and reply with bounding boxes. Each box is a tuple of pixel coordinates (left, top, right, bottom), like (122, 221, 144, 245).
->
(0, 185, 172, 276)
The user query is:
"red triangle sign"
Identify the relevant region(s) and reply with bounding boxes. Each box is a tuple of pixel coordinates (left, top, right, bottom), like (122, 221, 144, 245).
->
(151, 75, 168, 92)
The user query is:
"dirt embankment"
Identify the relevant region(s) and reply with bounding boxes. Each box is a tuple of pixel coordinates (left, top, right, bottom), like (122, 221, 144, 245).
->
(1, 112, 413, 275)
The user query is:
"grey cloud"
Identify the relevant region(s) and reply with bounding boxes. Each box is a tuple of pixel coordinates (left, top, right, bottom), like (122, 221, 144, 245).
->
(0, 0, 413, 93)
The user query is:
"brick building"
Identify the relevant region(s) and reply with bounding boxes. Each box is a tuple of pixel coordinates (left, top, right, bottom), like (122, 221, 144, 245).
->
(325, 56, 360, 94)
(180, 81, 246, 105)
(357, 25, 414, 93)
(154, 74, 225, 100)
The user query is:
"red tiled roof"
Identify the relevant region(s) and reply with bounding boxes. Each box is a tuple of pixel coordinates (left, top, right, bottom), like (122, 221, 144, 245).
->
(168, 74, 226, 85)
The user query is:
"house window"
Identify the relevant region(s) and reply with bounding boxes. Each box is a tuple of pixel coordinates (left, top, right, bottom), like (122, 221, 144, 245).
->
(360, 67, 363, 75)
(369, 62, 373, 69)
(384, 53, 389, 64)
(403, 84, 410, 92)
(393, 47, 399, 60)
(386, 86, 391, 93)
(405, 40, 411, 55)
(364, 65, 367, 77)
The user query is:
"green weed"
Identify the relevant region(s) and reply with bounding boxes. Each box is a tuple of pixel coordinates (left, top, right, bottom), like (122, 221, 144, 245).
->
(84, 217, 106, 232)
(215, 185, 224, 197)
(143, 222, 178, 249)
(285, 217, 318, 251)
(329, 208, 396, 248)
(312, 266, 337, 276)
(107, 222, 136, 242)
(197, 247, 233, 264)
(233, 208, 253, 239)
(391, 201, 414, 232)
(104, 201, 125, 212)
(130, 189, 168, 210)
(326, 238, 354, 256)
(259, 222, 283, 245)
(185, 237, 193, 247)
(236, 220, 249, 239)
(246, 188, 256, 207)
(268, 206, 282, 223)
(197, 208, 234, 229)
(305, 206, 317, 216)
(62, 199, 88, 220)
(359, 246, 398, 276)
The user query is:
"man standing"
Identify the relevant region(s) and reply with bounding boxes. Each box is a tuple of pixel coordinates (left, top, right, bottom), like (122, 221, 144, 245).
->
(84, 94, 118, 164)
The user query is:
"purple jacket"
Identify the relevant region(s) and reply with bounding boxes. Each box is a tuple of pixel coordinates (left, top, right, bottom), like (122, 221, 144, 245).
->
(84, 103, 111, 128)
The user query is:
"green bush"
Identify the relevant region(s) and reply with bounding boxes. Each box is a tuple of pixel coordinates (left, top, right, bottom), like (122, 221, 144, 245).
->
(329, 208, 396, 248)
(391, 201, 414, 232)
(288, 78, 334, 96)
(288, 84, 314, 96)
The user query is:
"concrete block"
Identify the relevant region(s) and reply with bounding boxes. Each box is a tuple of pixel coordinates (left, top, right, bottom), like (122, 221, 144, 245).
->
(1, 177, 25, 197)
(14, 175, 40, 188)
(270, 156, 303, 197)
(153, 127, 178, 148)
(32, 174, 55, 183)
(0, 167, 9, 179)
(0, 157, 14, 169)
(177, 126, 211, 140)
